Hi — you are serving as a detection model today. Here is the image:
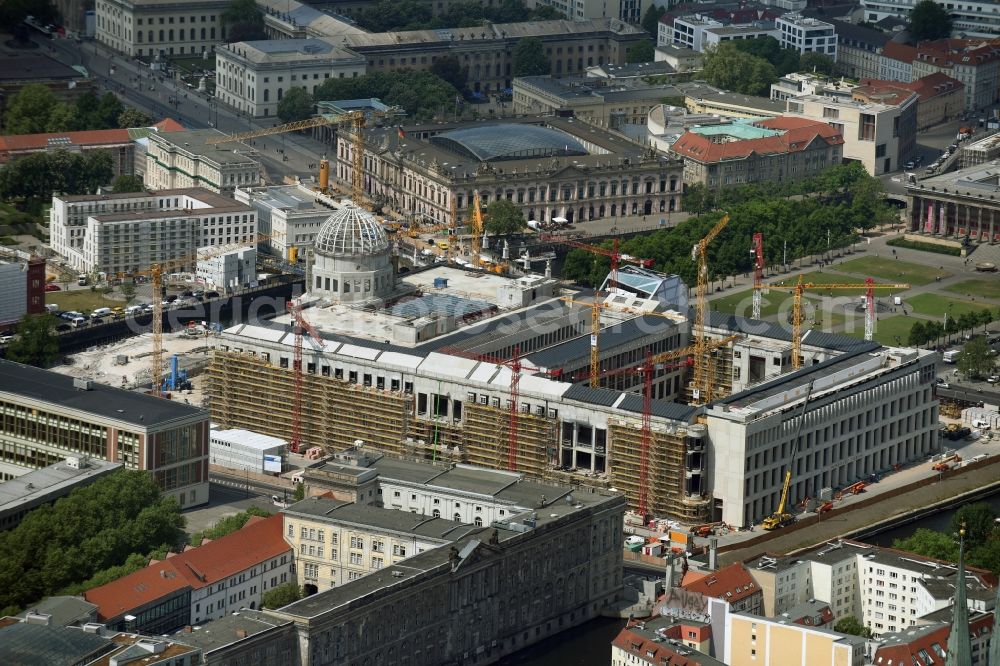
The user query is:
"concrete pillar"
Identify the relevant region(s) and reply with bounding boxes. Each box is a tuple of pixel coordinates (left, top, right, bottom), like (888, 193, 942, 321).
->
(938, 202, 947, 236)
(978, 205, 984, 241)
(991, 208, 996, 244)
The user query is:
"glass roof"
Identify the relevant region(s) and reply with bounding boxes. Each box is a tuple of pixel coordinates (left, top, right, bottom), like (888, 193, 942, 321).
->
(431, 124, 588, 162)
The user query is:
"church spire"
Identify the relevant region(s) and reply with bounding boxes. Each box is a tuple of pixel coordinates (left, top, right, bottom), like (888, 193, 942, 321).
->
(946, 525, 972, 666)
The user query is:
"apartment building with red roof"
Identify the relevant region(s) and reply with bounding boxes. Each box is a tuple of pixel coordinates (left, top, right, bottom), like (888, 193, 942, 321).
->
(880, 41, 918, 83)
(912, 39, 1000, 112)
(681, 562, 764, 616)
(84, 514, 292, 635)
(871, 611, 993, 666)
(669, 116, 844, 189)
(611, 616, 725, 666)
(858, 73, 965, 129)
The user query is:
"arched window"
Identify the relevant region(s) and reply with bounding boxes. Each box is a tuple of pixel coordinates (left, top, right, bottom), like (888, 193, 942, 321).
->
(474, 516, 483, 526)
(454, 513, 461, 522)
(432, 509, 440, 518)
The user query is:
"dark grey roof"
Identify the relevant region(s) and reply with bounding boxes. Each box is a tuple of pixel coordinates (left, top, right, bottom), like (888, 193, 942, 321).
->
(706, 311, 879, 353)
(431, 124, 588, 162)
(618, 394, 698, 422)
(0, 622, 112, 665)
(562, 383, 623, 407)
(828, 19, 889, 47)
(0, 360, 207, 428)
(172, 610, 289, 652)
(16, 596, 98, 628)
(526, 315, 679, 369)
(284, 498, 479, 540)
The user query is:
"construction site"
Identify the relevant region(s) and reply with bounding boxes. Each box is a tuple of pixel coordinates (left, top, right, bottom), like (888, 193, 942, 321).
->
(202, 199, 942, 529)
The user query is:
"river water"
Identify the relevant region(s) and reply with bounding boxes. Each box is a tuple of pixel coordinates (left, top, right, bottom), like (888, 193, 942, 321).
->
(866, 488, 1000, 547)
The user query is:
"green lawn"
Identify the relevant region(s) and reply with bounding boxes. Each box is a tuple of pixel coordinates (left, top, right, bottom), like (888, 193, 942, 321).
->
(45, 290, 123, 314)
(841, 314, 920, 347)
(768, 270, 866, 289)
(906, 293, 990, 319)
(944, 279, 1000, 301)
(835, 256, 950, 286)
(710, 288, 847, 330)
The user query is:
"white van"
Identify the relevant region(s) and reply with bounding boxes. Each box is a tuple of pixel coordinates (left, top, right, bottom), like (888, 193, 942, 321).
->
(972, 419, 992, 430)
(91, 307, 112, 318)
(70, 316, 87, 328)
(125, 305, 144, 316)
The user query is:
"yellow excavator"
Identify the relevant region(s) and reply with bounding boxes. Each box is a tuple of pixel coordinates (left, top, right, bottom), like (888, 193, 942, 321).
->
(762, 381, 814, 530)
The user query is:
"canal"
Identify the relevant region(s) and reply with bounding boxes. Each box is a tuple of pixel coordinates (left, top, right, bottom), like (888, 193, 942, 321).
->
(866, 488, 1000, 546)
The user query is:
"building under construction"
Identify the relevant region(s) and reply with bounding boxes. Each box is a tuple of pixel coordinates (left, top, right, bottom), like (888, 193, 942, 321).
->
(208, 206, 941, 527)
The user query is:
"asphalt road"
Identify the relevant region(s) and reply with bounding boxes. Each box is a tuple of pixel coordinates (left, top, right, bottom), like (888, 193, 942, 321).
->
(38, 36, 329, 184)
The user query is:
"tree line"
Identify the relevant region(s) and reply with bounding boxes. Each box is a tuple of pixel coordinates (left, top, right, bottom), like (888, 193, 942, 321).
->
(0, 469, 184, 616)
(908, 311, 995, 349)
(352, 0, 562, 33)
(0, 150, 114, 205)
(894, 503, 1000, 575)
(562, 164, 894, 288)
(3, 84, 151, 135)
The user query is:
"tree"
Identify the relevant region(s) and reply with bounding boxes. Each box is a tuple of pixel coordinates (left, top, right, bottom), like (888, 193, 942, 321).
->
(979, 307, 994, 333)
(293, 481, 305, 502)
(5, 314, 59, 368)
(262, 582, 303, 609)
(733, 36, 800, 77)
(430, 55, 469, 94)
(314, 71, 458, 122)
(120, 282, 137, 305)
(702, 43, 777, 96)
(945, 315, 960, 343)
(924, 320, 944, 348)
(909, 0, 952, 42)
(277, 87, 313, 123)
(681, 183, 716, 215)
(958, 311, 976, 338)
(952, 503, 997, 547)
(641, 4, 666, 35)
(958, 336, 995, 380)
(834, 616, 873, 639)
(907, 321, 926, 347)
(221, 0, 265, 41)
(799, 52, 836, 75)
(484, 198, 526, 237)
(46, 104, 77, 133)
(513, 37, 549, 76)
(112, 175, 145, 193)
(3, 84, 59, 135)
(188, 506, 270, 547)
(118, 107, 153, 129)
(627, 40, 656, 64)
(894, 528, 959, 561)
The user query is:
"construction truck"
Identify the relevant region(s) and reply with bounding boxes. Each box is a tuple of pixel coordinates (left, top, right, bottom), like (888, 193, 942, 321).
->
(763, 381, 814, 531)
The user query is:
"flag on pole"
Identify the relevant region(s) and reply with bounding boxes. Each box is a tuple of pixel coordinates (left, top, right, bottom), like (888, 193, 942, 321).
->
(397, 127, 406, 140)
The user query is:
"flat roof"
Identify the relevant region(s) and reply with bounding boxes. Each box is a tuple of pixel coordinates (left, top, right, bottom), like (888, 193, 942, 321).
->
(171, 610, 289, 652)
(284, 498, 482, 540)
(210, 428, 287, 450)
(0, 359, 207, 429)
(243, 184, 337, 216)
(150, 129, 258, 165)
(0, 54, 84, 82)
(0, 457, 122, 513)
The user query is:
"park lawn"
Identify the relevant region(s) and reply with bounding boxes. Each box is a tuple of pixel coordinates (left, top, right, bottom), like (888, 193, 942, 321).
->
(709, 289, 848, 329)
(173, 56, 214, 74)
(906, 293, 991, 319)
(767, 270, 867, 289)
(841, 315, 921, 347)
(835, 256, 950, 286)
(45, 290, 122, 314)
(944, 279, 1000, 301)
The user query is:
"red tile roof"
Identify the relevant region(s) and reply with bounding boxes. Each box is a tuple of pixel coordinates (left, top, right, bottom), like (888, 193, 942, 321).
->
(872, 614, 992, 666)
(84, 514, 289, 622)
(853, 81, 917, 106)
(682, 563, 759, 604)
(0, 128, 132, 155)
(612, 625, 713, 666)
(670, 117, 843, 163)
(84, 560, 188, 622)
(153, 118, 185, 133)
(882, 41, 917, 65)
(859, 73, 963, 103)
(916, 38, 1000, 66)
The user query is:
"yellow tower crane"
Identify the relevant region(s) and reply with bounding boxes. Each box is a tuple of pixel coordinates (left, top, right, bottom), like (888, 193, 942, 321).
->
(471, 192, 484, 268)
(206, 109, 400, 208)
(691, 213, 731, 404)
(758, 277, 910, 369)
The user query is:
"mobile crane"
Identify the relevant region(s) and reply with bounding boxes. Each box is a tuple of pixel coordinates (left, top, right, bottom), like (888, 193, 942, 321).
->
(762, 380, 814, 530)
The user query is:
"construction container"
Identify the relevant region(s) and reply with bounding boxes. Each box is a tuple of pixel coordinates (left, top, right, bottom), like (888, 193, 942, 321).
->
(962, 407, 1000, 430)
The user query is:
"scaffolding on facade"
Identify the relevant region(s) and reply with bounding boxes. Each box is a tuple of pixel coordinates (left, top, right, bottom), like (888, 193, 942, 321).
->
(463, 403, 555, 478)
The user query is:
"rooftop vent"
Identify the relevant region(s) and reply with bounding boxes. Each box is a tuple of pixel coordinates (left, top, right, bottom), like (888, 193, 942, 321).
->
(73, 377, 94, 391)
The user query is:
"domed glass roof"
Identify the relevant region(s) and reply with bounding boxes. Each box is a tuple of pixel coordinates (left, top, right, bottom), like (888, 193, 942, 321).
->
(314, 206, 389, 257)
(431, 124, 588, 162)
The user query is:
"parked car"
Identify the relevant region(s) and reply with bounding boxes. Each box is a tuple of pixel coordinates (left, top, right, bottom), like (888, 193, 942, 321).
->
(205, 290, 220, 299)
(988, 375, 1000, 384)
(44, 283, 61, 292)
(904, 161, 915, 170)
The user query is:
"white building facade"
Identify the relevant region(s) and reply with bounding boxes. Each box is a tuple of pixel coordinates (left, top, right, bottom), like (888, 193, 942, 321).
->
(235, 184, 338, 261)
(860, 0, 1000, 40)
(707, 348, 939, 526)
(785, 92, 917, 175)
(214, 39, 366, 119)
(197, 246, 256, 289)
(209, 428, 286, 474)
(49, 189, 257, 275)
(145, 129, 262, 195)
(95, 0, 230, 58)
(776, 14, 837, 59)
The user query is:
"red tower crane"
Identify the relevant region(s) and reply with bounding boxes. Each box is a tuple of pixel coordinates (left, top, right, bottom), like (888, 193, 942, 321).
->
(289, 300, 326, 454)
(751, 233, 765, 320)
